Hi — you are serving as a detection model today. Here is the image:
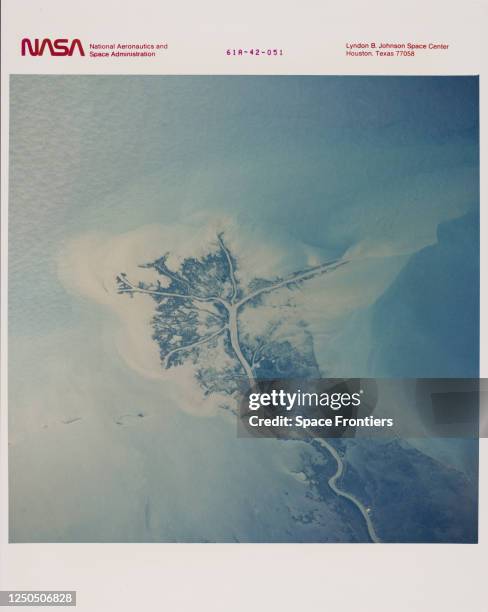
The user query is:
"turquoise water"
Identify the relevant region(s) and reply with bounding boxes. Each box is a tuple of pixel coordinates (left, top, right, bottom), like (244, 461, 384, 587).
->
(9, 76, 479, 542)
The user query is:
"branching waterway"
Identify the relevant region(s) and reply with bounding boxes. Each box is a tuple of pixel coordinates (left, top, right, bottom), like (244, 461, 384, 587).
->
(119, 238, 380, 542)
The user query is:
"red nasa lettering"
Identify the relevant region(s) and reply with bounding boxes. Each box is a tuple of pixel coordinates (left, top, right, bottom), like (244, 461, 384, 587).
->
(21, 38, 85, 57)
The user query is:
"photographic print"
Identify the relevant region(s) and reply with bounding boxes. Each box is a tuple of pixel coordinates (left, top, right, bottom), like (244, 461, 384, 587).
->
(9, 76, 479, 543)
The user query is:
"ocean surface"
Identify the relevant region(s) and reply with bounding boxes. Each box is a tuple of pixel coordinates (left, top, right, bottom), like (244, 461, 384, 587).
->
(9, 76, 479, 542)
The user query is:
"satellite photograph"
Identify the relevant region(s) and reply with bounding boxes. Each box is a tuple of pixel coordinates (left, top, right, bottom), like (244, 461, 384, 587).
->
(9, 75, 479, 542)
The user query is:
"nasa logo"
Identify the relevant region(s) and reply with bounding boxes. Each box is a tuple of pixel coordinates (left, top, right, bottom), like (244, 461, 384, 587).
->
(21, 38, 85, 57)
